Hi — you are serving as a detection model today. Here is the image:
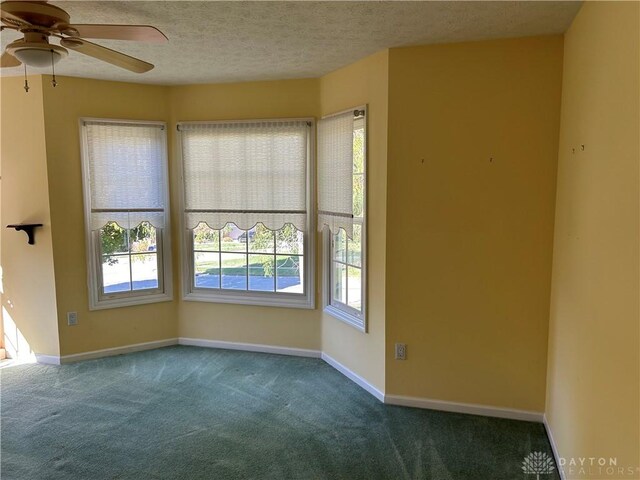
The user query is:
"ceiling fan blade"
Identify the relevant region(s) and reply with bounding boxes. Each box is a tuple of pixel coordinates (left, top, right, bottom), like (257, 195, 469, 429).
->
(65, 24, 167, 43)
(0, 51, 21, 68)
(60, 37, 154, 73)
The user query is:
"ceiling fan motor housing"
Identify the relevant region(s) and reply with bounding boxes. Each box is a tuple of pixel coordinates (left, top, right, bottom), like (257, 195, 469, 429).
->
(1, 1, 70, 28)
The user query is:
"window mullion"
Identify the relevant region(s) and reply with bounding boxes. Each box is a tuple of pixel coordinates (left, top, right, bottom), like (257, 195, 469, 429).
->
(128, 252, 134, 292)
(345, 239, 349, 307)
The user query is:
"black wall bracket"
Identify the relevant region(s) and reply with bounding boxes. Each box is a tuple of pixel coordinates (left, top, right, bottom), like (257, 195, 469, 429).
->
(6, 224, 43, 245)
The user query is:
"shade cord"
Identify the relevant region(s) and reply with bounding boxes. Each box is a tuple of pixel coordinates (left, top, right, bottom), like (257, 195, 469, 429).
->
(23, 64, 29, 93)
(51, 49, 57, 87)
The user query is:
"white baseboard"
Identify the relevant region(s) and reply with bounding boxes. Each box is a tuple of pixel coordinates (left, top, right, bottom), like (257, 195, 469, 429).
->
(178, 337, 321, 358)
(321, 352, 385, 402)
(36, 337, 547, 427)
(544, 414, 566, 480)
(384, 394, 544, 423)
(34, 354, 61, 365)
(58, 338, 179, 364)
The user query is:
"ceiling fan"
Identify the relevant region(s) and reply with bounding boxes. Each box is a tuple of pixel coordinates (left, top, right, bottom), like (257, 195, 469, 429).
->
(0, 0, 167, 74)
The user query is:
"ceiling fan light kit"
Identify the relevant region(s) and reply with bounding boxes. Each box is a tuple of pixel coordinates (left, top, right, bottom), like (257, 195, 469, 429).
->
(0, 0, 167, 91)
(8, 33, 68, 67)
(12, 45, 64, 67)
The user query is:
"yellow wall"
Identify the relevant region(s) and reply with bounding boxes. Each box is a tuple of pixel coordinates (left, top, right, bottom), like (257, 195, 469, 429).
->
(170, 79, 323, 350)
(385, 36, 564, 411)
(319, 51, 388, 391)
(1, 76, 60, 356)
(546, 2, 640, 476)
(40, 76, 177, 355)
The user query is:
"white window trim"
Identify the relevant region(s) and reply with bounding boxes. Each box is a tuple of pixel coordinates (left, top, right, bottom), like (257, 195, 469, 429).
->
(322, 106, 367, 332)
(178, 117, 316, 310)
(79, 117, 173, 311)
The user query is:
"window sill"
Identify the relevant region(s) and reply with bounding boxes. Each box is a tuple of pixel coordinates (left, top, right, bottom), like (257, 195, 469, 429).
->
(323, 304, 366, 332)
(90, 291, 173, 311)
(184, 289, 315, 310)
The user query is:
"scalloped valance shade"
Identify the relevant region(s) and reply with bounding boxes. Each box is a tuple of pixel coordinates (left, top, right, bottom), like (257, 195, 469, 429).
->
(84, 121, 167, 231)
(180, 121, 309, 231)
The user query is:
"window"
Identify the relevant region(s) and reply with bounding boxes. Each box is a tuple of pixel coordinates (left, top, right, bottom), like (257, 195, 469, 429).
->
(319, 108, 367, 331)
(179, 119, 314, 309)
(80, 119, 172, 310)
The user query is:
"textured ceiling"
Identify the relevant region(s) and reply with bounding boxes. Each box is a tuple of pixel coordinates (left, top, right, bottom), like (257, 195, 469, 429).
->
(0, 1, 581, 85)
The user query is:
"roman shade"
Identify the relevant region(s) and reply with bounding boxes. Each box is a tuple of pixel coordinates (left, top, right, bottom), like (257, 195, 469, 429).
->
(317, 110, 355, 237)
(179, 120, 309, 231)
(83, 121, 167, 231)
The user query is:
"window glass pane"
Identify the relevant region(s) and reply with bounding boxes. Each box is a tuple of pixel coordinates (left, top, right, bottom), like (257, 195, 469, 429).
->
(194, 252, 220, 289)
(221, 223, 247, 252)
(347, 266, 362, 310)
(194, 223, 220, 251)
(131, 253, 159, 290)
(129, 222, 156, 253)
(102, 255, 131, 293)
(333, 262, 347, 304)
(276, 224, 304, 255)
(353, 174, 364, 218)
(333, 229, 346, 262)
(276, 255, 303, 293)
(100, 222, 128, 255)
(221, 253, 247, 290)
(347, 224, 362, 267)
(190, 223, 307, 296)
(249, 223, 275, 254)
(248, 254, 275, 292)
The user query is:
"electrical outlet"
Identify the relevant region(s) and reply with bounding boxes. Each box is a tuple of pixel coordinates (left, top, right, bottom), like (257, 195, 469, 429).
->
(67, 311, 78, 326)
(395, 343, 407, 360)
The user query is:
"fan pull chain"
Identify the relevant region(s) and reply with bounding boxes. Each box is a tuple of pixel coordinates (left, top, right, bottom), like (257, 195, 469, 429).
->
(23, 64, 29, 93)
(50, 49, 57, 87)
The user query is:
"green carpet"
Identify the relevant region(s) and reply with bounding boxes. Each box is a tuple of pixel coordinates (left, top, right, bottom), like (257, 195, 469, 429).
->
(0, 346, 558, 479)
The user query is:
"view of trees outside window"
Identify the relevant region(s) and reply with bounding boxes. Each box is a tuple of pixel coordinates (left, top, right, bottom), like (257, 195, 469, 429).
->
(193, 222, 304, 293)
(332, 122, 364, 312)
(99, 221, 159, 293)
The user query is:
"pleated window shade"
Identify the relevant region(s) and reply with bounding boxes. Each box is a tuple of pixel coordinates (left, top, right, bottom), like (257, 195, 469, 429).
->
(317, 111, 354, 237)
(180, 120, 309, 231)
(84, 121, 167, 231)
